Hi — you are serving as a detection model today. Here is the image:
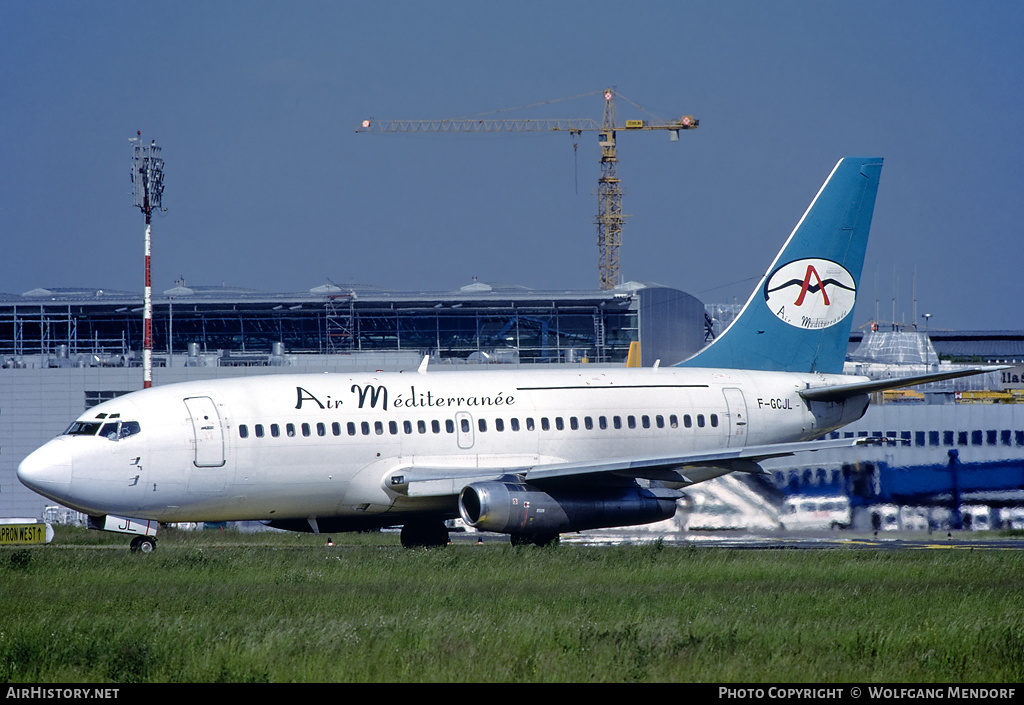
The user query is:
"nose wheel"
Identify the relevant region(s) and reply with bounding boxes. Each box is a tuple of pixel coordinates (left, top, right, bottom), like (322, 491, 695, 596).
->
(130, 535, 157, 553)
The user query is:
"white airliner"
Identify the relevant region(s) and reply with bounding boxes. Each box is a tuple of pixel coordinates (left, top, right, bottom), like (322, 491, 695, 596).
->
(17, 157, 991, 550)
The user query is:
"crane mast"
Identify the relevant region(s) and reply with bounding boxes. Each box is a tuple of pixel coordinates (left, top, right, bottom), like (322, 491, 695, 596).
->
(357, 89, 698, 290)
(597, 90, 623, 291)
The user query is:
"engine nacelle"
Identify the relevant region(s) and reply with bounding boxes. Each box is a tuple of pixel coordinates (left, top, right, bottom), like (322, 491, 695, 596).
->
(458, 481, 677, 535)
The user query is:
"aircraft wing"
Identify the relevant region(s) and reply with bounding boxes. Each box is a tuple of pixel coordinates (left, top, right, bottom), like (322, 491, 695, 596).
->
(799, 366, 1004, 402)
(393, 436, 877, 497)
(521, 436, 877, 484)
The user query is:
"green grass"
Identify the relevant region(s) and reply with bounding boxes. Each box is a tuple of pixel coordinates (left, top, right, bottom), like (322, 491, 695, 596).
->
(2, 527, 1022, 683)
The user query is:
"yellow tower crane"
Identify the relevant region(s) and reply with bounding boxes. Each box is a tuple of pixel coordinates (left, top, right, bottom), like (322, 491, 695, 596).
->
(356, 88, 698, 290)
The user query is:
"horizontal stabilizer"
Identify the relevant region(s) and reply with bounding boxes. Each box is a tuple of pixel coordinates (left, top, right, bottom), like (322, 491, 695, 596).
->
(799, 367, 1004, 402)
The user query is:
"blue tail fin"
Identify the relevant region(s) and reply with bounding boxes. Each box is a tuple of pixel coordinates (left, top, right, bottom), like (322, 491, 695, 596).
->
(677, 157, 883, 373)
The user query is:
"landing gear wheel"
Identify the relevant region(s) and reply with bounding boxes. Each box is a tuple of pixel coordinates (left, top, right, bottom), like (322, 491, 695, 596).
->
(130, 536, 156, 553)
(400, 521, 449, 548)
(510, 532, 560, 547)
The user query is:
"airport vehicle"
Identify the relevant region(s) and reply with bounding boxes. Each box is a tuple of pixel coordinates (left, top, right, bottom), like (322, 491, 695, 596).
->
(780, 496, 852, 530)
(17, 157, 992, 550)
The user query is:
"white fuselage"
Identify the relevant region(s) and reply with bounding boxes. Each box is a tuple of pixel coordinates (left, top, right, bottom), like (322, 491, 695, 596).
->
(18, 366, 866, 526)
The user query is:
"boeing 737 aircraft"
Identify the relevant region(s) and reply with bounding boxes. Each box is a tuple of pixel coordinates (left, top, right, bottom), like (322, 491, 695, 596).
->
(18, 157, 992, 550)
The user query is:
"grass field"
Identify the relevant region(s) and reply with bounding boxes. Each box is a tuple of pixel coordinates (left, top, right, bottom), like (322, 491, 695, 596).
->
(2, 527, 1023, 683)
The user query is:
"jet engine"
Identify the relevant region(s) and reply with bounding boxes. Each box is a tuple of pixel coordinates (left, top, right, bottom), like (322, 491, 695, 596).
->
(458, 481, 677, 536)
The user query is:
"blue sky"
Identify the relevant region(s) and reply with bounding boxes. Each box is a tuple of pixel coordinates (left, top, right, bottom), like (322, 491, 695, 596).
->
(1, 1, 1021, 331)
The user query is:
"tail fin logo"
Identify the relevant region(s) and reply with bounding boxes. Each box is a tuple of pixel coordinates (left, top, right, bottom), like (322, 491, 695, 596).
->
(763, 258, 856, 330)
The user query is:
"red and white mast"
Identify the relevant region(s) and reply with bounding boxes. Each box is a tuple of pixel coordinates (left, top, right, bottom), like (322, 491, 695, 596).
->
(130, 132, 165, 389)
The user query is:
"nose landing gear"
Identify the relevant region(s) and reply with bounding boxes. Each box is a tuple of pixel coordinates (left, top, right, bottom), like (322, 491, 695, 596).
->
(129, 535, 157, 553)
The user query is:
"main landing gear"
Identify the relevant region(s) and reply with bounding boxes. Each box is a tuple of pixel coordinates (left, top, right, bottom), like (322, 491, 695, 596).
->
(400, 520, 450, 548)
(510, 532, 560, 547)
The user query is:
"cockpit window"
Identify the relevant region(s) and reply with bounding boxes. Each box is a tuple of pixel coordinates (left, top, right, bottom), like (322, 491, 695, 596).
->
(65, 421, 102, 436)
(65, 420, 141, 439)
(119, 421, 141, 439)
(99, 421, 142, 440)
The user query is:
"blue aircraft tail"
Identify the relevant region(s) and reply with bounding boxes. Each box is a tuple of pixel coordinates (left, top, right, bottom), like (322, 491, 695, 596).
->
(677, 157, 883, 374)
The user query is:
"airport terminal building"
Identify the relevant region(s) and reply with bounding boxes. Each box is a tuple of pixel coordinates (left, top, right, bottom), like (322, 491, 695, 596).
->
(2, 280, 706, 369)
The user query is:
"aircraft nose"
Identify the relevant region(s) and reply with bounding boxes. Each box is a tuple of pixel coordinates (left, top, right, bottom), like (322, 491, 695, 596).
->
(18, 440, 73, 502)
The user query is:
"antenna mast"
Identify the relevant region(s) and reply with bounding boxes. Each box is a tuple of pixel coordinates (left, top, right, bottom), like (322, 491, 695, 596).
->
(130, 132, 165, 389)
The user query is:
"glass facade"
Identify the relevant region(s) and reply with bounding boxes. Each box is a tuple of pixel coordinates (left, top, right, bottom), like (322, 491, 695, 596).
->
(0, 289, 681, 365)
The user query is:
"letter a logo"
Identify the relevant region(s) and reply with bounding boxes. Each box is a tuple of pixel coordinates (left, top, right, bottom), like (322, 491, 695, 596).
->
(764, 258, 856, 330)
(793, 264, 830, 307)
